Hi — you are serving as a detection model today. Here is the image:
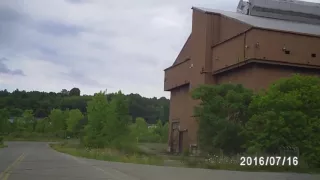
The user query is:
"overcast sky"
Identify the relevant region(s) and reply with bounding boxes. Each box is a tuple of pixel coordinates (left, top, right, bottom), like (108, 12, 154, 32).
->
(0, 0, 319, 98)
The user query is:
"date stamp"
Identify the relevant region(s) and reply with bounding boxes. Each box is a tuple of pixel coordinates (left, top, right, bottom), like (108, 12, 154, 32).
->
(240, 156, 299, 166)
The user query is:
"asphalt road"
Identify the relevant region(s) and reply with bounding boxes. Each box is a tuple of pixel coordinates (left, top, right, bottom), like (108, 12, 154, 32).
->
(0, 142, 319, 180)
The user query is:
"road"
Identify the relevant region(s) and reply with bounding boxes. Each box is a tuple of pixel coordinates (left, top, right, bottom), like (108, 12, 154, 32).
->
(0, 142, 318, 180)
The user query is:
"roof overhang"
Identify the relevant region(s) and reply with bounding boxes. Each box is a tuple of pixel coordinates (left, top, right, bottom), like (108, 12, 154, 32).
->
(213, 59, 320, 75)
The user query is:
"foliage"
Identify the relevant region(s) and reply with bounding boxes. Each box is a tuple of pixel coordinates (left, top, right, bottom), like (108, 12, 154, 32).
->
(192, 75, 320, 169)
(0, 89, 169, 124)
(49, 109, 68, 138)
(0, 108, 10, 135)
(22, 110, 36, 132)
(130, 118, 169, 143)
(50, 143, 164, 166)
(192, 84, 253, 154)
(66, 109, 84, 137)
(130, 117, 149, 143)
(0, 88, 169, 148)
(84, 91, 137, 150)
(69, 87, 81, 96)
(104, 91, 132, 146)
(245, 75, 320, 168)
(34, 117, 51, 133)
(83, 92, 110, 148)
(0, 136, 3, 145)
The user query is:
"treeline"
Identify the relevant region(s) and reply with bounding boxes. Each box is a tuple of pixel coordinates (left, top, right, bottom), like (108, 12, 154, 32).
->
(0, 91, 168, 146)
(193, 74, 320, 168)
(0, 88, 169, 124)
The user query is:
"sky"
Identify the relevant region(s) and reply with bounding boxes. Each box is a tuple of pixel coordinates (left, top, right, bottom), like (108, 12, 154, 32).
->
(0, 0, 319, 98)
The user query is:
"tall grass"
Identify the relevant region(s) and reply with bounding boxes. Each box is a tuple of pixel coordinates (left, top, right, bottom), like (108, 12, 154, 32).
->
(181, 152, 318, 173)
(0, 136, 7, 148)
(50, 142, 164, 165)
(4, 132, 64, 142)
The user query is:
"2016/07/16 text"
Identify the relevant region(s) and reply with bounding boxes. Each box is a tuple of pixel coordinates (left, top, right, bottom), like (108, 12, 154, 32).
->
(240, 156, 298, 166)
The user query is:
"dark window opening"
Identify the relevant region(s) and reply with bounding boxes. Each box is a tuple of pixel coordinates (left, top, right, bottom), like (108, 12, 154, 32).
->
(311, 53, 316, 58)
(285, 50, 291, 54)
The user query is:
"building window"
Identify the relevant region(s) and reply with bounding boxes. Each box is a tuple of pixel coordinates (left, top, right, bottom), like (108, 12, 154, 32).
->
(311, 53, 316, 58)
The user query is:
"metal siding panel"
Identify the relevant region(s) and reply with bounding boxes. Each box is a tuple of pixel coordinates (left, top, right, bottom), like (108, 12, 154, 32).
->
(194, 7, 320, 36)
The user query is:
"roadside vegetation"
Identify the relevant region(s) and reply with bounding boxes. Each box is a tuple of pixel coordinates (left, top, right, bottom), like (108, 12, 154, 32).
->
(0, 88, 169, 165)
(0, 87, 169, 142)
(187, 74, 320, 173)
(0, 74, 319, 173)
(0, 136, 7, 148)
(50, 91, 169, 165)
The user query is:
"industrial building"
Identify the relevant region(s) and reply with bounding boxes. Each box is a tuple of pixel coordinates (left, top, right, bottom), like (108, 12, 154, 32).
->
(164, 0, 320, 153)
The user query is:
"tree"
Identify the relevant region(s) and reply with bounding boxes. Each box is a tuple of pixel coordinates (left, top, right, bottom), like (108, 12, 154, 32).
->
(35, 118, 50, 133)
(84, 92, 109, 148)
(61, 89, 69, 95)
(66, 109, 84, 137)
(245, 74, 320, 167)
(0, 89, 169, 123)
(0, 109, 10, 135)
(69, 88, 80, 96)
(101, 91, 132, 148)
(49, 109, 67, 138)
(22, 110, 36, 132)
(192, 84, 253, 154)
(130, 117, 149, 142)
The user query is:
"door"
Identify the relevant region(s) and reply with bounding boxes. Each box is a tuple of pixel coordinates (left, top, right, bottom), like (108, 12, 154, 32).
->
(170, 121, 180, 153)
(178, 131, 184, 153)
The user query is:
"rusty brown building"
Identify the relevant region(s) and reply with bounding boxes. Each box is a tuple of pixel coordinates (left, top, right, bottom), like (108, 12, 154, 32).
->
(164, 0, 320, 153)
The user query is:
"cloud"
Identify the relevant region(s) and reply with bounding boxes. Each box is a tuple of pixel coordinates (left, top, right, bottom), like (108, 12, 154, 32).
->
(65, 0, 88, 4)
(36, 21, 86, 36)
(0, 58, 25, 76)
(0, 0, 240, 98)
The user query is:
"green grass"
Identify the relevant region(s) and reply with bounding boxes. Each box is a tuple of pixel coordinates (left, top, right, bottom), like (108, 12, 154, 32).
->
(50, 143, 165, 166)
(180, 155, 320, 174)
(138, 143, 167, 155)
(4, 137, 63, 142)
(50, 142, 319, 173)
(0, 143, 7, 148)
(4, 132, 64, 142)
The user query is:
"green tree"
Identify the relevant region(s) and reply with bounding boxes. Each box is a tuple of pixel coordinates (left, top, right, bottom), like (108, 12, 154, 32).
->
(49, 109, 67, 138)
(130, 117, 149, 142)
(192, 84, 253, 154)
(101, 91, 132, 148)
(35, 117, 52, 133)
(22, 110, 35, 132)
(0, 109, 10, 135)
(161, 122, 169, 143)
(245, 74, 320, 167)
(84, 92, 109, 148)
(66, 109, 84, 137)
(69, 88, 81, 96)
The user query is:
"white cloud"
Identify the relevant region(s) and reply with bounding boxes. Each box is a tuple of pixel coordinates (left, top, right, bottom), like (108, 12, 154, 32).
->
(0, 0, 267, 98)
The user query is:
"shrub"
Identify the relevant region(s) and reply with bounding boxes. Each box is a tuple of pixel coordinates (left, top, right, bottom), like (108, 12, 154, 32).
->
(0, 136, 3, 145)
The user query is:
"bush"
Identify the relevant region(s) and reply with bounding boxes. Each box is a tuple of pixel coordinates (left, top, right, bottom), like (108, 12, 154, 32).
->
(192, 74, 320, 170)
(0, 136, 3, 145)
(192, 84, 253, 154)
(245, 75, 320, 168)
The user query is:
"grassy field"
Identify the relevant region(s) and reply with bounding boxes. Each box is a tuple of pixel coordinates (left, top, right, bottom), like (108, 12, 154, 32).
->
(50, 143, 166, 166)
(180, 156, 318, 173)
(5, 137, 62, 142)
(50, 142, 319, 173)
(138, 143, 167, 155)
(0, 144, 7, 148)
